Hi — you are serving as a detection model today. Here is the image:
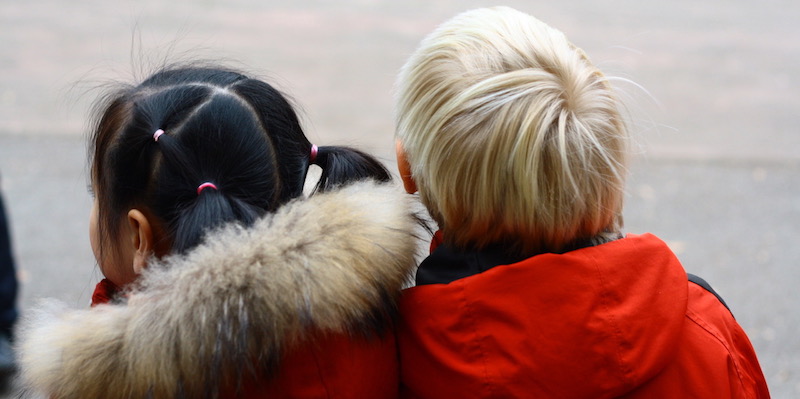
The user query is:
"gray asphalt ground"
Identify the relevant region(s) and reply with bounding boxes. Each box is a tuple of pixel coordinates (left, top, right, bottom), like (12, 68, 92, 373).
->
(1, 0, 798, 397)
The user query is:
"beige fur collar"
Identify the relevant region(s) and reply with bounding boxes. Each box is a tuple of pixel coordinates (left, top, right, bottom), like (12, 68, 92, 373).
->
(18, 181, 420, 398)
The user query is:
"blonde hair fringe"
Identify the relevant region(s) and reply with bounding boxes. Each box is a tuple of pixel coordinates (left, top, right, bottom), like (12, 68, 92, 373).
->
(396, 6, 628, 253)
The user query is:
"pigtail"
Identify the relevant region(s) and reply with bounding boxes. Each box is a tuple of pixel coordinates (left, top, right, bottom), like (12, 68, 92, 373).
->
(171, 185, 260, 253)
(151, 118, 267, 254)
(312, 146, 391, 193)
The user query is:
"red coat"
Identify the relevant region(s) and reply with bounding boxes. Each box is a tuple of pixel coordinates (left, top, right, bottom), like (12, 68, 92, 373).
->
(227, 332, 398, 398)
(398, 233, 769, 398)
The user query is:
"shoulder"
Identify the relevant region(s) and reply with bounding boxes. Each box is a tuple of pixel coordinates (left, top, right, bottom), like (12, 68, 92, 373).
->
(682, 278, 770, 397)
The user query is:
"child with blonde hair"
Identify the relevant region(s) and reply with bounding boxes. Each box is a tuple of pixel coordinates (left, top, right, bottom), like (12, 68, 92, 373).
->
(394, 7, 769, 398)
(18, 65, 419, 398)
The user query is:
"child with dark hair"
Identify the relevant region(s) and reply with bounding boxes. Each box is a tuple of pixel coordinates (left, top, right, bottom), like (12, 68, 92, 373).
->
(18, 66, 418, 398)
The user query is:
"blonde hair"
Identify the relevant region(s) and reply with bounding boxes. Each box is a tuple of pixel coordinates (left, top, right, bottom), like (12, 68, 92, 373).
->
(395, 6, 628, 253)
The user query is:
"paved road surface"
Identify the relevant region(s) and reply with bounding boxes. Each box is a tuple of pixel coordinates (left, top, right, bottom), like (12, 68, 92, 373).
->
(1, 0, 798, 396)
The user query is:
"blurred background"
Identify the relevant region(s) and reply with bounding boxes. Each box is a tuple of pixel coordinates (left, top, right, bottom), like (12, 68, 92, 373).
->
(0, 0, 797, 396)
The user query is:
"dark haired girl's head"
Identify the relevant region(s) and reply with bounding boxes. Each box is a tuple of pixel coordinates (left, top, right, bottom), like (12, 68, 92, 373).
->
(89, 66, 390, 286)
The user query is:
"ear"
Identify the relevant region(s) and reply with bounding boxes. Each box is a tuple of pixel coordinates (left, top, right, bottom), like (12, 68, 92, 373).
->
(127, 209, 155, 275)
(395, 140, 418, 194)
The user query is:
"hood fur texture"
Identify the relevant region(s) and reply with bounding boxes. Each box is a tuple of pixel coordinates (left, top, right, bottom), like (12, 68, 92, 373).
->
(18, 181, 420, 398)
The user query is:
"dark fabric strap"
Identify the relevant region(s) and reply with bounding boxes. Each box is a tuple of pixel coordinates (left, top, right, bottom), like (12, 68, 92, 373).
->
(687, 273, 733, 317)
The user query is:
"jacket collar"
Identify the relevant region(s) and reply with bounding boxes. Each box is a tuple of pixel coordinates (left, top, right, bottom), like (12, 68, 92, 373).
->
(416, 231, 621, 285)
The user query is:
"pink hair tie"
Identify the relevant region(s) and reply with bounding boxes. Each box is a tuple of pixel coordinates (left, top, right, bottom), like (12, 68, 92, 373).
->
(309, 144, 319, 164)
(153, 129, 165, 142)
(196, 182, 218, 195)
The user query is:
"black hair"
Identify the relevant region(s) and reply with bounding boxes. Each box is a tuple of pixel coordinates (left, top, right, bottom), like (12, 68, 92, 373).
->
(91, 66, 390, 254)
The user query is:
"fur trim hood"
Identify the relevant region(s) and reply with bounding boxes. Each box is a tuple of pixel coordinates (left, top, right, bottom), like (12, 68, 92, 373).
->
(18, 181, 420, 398)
